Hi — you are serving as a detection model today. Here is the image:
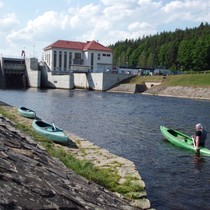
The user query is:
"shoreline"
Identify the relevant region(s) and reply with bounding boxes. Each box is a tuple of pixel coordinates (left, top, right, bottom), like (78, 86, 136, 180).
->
(0, 102, 151, 209)
(107, 83, 210, 100)
(142, 85, 210, 100)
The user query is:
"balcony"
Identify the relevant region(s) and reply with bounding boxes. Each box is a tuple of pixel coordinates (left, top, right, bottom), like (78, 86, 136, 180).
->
(73, 59, 83, 65)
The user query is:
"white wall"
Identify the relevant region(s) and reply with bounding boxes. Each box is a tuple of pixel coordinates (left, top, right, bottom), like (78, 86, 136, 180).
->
(40, 71, 132, 91)
(46, 74, 73, 89)
(25, 58, 41, 88)
(44, 48, 112, 73)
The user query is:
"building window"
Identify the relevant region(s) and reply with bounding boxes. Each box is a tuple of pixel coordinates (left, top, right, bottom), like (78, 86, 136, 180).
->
(53, 51, 57, 69)
(98, 53, 101, 60)
(102, 53, 110, 57)
(69, 52, 72, 65)
(75, 53, 81, 59)
(91, 53, 94, 69)
(74, 53, 82, 64)
(64, 52, 67, 70)
(59, 51, 62, 70)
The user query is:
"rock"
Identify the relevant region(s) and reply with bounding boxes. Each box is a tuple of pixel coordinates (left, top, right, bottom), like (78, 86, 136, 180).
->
(0, 115, 142, 210)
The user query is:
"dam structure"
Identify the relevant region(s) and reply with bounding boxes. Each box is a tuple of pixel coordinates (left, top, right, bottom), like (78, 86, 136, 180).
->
(0, 56, 132, 91)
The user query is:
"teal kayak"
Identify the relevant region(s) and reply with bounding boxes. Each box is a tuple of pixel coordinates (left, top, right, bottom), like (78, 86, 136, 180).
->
(32, 120, 68, 143)
(160, 126, 210, 156)
(18, 107, 36, 119)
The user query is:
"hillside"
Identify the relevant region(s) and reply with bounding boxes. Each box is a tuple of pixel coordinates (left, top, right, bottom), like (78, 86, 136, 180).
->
(131, 74, 210, 100)
(128, 73, 210, 87)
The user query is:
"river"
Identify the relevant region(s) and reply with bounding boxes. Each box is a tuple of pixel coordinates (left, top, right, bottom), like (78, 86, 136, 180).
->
(1, 88, 210, 210)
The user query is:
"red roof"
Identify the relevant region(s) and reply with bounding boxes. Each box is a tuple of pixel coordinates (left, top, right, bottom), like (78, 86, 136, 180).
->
(44, 40, 112, 52)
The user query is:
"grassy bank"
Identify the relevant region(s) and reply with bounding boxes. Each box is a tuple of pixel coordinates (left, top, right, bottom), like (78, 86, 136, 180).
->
(0, 105, 144, 200)
(127, 73, 210, 87)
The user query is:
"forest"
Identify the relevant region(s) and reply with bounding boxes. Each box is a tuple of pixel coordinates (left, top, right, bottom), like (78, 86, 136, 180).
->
(109, 22, 210, 71)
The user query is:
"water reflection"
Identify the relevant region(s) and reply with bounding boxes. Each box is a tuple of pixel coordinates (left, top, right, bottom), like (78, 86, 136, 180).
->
(194, 154, 205, 171)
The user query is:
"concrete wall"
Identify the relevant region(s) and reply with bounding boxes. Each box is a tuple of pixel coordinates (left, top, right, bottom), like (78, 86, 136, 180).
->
(1, 57, 131, 91)
(0, 58, 5, 88)
(71, 73, 132, 91)
(25, 58, 41, 88)
(44, 73, 73, 89)
(73, 73, 103, 90)
(145, 82, 161, 88)
(39, 69, 132, 91)
(103, 74, 133, 91)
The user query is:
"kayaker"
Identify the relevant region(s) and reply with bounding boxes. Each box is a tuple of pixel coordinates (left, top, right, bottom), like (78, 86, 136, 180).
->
(193, 123, 207, 151)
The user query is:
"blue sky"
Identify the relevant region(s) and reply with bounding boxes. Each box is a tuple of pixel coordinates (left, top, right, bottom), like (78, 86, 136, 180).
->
(0, 0, 209, 59)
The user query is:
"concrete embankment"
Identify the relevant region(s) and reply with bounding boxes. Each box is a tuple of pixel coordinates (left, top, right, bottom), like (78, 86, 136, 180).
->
(107, 82, 210, 100)
(108, 84, 147, 93)
(143, 85, 210, 100)
(0, 102, 151, 210)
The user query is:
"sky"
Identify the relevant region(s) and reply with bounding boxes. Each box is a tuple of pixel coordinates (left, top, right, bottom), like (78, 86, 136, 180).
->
(0, 0, 209, 60)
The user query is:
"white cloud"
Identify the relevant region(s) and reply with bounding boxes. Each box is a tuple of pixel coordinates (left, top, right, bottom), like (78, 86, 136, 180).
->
(0, 1, 3, 8)
(0, 13, 19, 30)
(101, 0, 137, 6)
(161, 0, 210, 22)
(0, 0, 210, 58)
(128, 22, 155, 31)
(6, 11, 61, 43)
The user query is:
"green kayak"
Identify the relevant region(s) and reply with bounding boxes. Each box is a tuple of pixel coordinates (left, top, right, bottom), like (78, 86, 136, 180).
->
(18, 106, 36, 119)
(32, 120, 68, 143)
(160, 126, 210, 156)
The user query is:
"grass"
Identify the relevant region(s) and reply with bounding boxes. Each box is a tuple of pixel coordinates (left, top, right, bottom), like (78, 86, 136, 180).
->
(0, 106, 144, 199)
(126, 73, 210, 87)
(123, 75, 163, 84)
(162, 74, 210, 87)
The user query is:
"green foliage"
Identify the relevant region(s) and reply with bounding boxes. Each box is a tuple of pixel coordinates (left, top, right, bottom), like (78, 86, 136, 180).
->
(41, 145, 143, 197)
(110, 22, 210, 71)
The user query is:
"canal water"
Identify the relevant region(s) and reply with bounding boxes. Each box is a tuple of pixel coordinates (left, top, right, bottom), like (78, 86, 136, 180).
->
(1, 88, 210, 210)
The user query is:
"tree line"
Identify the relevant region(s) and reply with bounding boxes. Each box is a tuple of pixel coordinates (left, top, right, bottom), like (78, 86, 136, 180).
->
(109, 22, 210, 71)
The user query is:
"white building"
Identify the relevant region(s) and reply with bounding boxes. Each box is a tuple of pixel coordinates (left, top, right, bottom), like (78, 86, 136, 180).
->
(43, 40, 113, 73)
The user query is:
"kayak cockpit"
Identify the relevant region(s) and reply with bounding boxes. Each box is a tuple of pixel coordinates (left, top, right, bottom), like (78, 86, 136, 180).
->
(168, 129, 178, 137)
(168, 129, 193, 144)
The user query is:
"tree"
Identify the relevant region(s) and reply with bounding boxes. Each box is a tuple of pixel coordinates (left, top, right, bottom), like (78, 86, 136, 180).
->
(177, 39, 195, 70)
(110, 23, 210, 71)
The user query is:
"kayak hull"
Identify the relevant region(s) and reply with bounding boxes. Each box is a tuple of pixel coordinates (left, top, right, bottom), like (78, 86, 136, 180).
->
(18, 107, 36, 119)
(32, 120, 68, 143)
(160, 126, 210, 156)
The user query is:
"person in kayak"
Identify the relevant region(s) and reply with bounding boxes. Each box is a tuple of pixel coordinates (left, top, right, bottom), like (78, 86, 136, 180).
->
(193, 123, 207, 151)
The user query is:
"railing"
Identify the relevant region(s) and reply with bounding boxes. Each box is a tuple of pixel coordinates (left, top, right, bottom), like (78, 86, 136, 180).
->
(1, 55, 25, 59)
(73, 59, 83, 65)
(3, 63, 26, 70)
